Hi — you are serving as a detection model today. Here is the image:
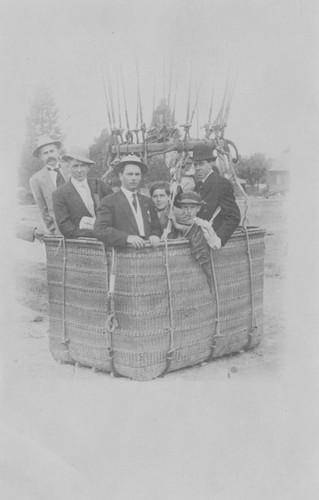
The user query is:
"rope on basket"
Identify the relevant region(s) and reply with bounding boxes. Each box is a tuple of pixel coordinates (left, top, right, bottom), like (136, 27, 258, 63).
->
(52, 237, 63, 258)
(104, 247, 120, 378)
(242, 227, 257, 348)
(206, 248, 222, 361)
(60, 238, 70, 351)
(160, 237, 177, 377)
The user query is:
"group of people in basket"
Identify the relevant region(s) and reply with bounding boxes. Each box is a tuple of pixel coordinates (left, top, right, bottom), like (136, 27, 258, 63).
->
(26, 135, 241, 250)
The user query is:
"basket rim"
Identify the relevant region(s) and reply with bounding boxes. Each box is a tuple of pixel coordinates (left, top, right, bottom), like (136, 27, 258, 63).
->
(44, 225, 266, 249)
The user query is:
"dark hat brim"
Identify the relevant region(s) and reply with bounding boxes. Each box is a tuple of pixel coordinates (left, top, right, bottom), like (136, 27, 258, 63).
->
(179, 199, 203, 205)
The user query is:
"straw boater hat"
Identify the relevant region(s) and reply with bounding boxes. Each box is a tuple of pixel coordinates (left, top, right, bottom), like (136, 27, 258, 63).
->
(114, 154, 148, 176)
(32, 135, 62, 158)
(62, 147, 95, 165)
(179, 191, 203, 205)
(192, 142, 215, 162)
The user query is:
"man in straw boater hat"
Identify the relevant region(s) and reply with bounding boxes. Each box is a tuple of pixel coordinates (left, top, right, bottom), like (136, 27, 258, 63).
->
(30, 135, 69, 233)
(192, 142, 241, 248)
(94, 154, 161, 248)
(52, 147, 112, 239)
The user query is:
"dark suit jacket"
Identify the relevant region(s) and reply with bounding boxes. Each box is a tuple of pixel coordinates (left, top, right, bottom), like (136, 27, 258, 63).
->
(52, 178, 113, 238)
(94, 190, 162, 248)
(195, 171, 241, 246)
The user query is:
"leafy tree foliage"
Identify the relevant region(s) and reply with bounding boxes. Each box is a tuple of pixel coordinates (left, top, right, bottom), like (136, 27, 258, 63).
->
(88, 128, 111, 179)
(18, 86, 63, 193)
(149, 99, 180, 140)
(235, 153, 271, 187)
(144, 155, 171, 187)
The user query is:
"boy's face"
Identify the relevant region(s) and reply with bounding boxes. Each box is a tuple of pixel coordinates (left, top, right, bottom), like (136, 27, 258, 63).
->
(181, 203, 201, 223)
(151, 188, 170, 211)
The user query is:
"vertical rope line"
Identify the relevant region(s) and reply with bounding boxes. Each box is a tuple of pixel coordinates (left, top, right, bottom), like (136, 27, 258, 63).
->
(61, 237, 69, 351)
(104, 247, 120, 377)
(160, 237, 176, 377)
(243, 227, 257, 348)
(207, 249, 221, 361)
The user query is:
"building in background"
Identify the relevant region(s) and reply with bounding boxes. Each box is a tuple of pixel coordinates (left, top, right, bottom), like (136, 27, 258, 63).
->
(266, 149, 290, 196)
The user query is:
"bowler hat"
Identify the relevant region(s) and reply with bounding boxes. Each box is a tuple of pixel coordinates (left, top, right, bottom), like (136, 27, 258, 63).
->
(114, 154, 148, 176)
(179, 191, 203, 205)
(33, 135, 62, 158)
(62, 147, 95, 165)
(192, 142, 214, 162)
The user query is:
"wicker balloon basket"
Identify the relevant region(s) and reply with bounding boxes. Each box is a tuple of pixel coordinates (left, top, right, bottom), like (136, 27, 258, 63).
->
(44, 227, 265, 381)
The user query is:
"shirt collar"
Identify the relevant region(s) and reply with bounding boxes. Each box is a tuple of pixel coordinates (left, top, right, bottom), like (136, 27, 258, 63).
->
(121, 186, 137, 198)
(71, 177, 89, 188)
(47, 162, 61, 171)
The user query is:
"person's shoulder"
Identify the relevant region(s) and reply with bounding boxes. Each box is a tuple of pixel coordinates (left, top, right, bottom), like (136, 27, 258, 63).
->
(100, 190, 120, 205)
(138, 192, 151, 202)
(97, 179, 113, 195)
(209, 171, 232, 188)
(30, 166, 45, 182)
(52, 180, 70, 198)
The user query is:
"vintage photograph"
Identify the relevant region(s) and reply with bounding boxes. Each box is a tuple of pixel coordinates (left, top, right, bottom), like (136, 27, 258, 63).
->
(1, 1, 318, 499)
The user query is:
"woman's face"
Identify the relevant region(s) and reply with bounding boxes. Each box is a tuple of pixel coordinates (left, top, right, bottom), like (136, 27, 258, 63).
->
(151, 188, 170, 211)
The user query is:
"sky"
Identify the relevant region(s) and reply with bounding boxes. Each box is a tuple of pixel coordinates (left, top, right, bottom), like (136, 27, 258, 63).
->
(0, 0, 318, 165)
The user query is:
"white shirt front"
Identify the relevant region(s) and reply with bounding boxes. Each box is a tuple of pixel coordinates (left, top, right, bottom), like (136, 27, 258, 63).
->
(71, 177, 95, 216)
(121, 187, 145, 236)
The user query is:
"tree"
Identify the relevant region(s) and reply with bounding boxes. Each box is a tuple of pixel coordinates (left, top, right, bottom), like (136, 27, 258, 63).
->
(142, 99, 179, 186)
(150, 98, 180, 141)
(235, 153, 271, 187)
(18, 86, 63, 194)
(88, 128, 111, 178)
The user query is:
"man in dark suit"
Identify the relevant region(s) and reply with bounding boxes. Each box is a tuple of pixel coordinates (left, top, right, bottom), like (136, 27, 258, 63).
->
(193, 142, 241, 248)
(52, 147, 113, 238)
(94, 155, 161, 248)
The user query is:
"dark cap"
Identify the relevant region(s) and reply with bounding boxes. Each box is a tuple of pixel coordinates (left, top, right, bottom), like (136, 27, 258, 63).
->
(179, 191, 203, 205)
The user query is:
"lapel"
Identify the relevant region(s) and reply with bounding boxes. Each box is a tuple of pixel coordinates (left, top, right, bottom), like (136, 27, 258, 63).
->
(202, 171, 217, 196)
(117, 190, 139, 233)
(40, 166, 55, 190)
(60, 164, 69, 181)
(137, 193, 151, 229)
(87, 179, 98, 212)
(66, 179, 92, 216)
(39, 164, 69, 190)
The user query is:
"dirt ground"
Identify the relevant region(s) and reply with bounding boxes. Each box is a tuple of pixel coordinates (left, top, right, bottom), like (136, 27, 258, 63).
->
(3, 196, 312, 500)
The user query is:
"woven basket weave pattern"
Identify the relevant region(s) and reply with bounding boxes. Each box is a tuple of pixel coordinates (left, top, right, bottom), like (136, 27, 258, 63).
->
(44, 228, 265, 380)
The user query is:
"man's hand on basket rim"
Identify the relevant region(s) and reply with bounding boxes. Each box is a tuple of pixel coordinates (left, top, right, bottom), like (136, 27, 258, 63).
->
(127, 235, 146, 248)
(148, 235, 161, 248)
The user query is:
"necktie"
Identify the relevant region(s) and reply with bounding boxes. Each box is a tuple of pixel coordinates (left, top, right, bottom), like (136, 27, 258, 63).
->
(55, 169, 66, 188)
(132, 193, 138, 212)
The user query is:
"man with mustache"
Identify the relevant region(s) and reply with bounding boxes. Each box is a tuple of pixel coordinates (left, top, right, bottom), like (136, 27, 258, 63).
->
(94, 155, 161, 248)
(29, 135, 68, 233)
